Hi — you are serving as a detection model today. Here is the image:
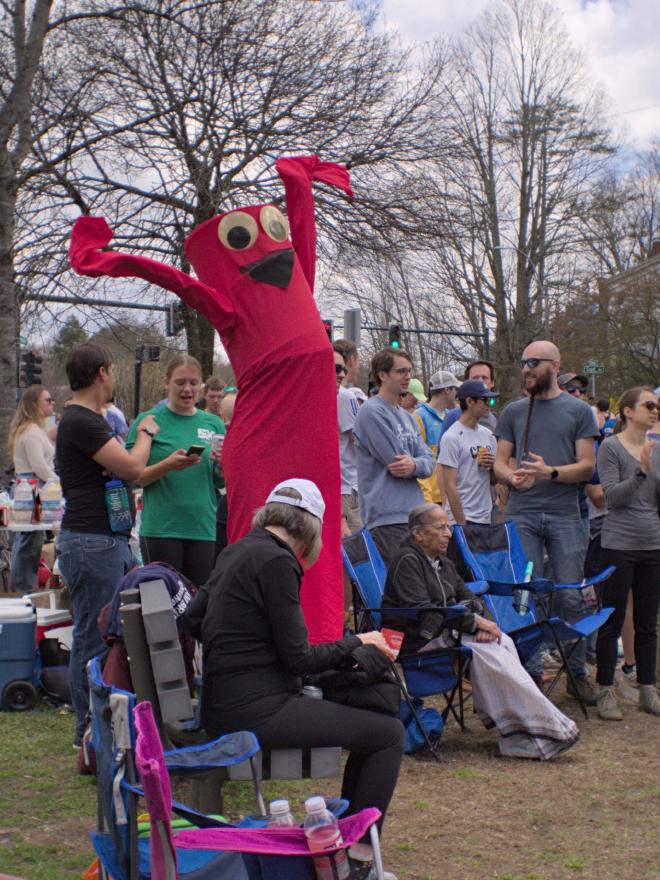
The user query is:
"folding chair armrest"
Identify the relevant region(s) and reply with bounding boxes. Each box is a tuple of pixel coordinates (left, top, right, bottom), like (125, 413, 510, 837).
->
(552, 565, 616, 590)
(378, 604, 468, 621)
(163, 730, 260, 773)
(466, 579, 488, 595)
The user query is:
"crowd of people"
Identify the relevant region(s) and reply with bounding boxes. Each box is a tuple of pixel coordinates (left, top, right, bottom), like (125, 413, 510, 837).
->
(6, 335, 660, 880)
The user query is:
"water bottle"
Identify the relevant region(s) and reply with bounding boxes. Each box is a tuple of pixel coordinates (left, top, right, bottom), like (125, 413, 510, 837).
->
(41, 479, 63, 523)
(515, 561, 534, 616)
(303, 796, 350, 880)
(267, 799, 296, 828)
(12, 478, 34, 525)
(104, 480, 133, 532)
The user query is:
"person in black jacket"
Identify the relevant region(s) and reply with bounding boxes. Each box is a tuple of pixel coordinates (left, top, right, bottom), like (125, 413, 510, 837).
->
(186, 478, 403, 880)
(382, 504, 580, 761)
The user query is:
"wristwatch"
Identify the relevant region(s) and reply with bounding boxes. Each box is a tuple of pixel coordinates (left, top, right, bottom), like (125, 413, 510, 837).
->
(141, 425, 156, 438)
(549, 468, 559, 481)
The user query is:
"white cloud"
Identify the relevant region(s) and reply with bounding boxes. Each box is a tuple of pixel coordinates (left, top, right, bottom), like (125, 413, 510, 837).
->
(381, 0, 660, 149)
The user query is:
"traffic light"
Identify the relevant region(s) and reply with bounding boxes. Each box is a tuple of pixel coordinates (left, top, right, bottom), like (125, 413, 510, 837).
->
(20, 351, 43, 385)
(388, 323, 402, 350)
(321, 318, 333, 342)
(166, 302, 186, 336)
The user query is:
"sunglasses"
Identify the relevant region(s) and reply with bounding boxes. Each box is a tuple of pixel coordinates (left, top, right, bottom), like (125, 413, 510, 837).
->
(564, 385, 583, 394)
(44, 397, 54, 403)
(519, 357, 555, 369)
(334, 364, 348, 376)
(640, 401, 660, 412)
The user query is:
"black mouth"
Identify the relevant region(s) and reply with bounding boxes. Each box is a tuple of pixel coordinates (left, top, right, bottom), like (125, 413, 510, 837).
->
(240, 248, 295, 288)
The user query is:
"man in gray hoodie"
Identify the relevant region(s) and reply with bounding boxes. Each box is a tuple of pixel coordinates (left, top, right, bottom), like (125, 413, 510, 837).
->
(354, 348, 435, 566)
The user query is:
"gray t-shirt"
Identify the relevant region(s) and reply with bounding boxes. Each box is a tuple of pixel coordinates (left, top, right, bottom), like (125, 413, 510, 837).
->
(597, 436, 660, 550)
(354, 394, 435, 529)
(337, 386, 359, 494)
(495, 394, 598, 516)
(438, 421, 496, 524)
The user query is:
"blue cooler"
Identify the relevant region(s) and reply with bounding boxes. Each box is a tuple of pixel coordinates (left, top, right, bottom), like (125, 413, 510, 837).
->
(0, 599, 37, 710)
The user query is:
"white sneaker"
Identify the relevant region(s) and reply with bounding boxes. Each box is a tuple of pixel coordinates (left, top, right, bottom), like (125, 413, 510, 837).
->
(498, 737, 542, 759)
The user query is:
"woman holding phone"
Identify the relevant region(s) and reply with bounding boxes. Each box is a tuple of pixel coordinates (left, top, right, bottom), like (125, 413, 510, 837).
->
(126, 354, 225, 585)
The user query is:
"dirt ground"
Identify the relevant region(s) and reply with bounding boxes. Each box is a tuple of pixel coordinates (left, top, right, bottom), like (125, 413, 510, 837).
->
(380, 677, 660, 880)
(1, 674, 659, 880)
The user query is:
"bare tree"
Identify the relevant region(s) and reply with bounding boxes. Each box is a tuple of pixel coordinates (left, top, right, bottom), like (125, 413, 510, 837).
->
(418, 0, 614, 395)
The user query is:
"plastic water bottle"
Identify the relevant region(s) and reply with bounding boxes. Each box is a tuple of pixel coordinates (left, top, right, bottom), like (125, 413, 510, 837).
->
(515, 561, 534, 616)
(41, 479, 63, 523)
(12, 478, 34, 525)
(303, 796, 350, 880)
(267, 799, 296, 828)
(104, 480, 133, 532)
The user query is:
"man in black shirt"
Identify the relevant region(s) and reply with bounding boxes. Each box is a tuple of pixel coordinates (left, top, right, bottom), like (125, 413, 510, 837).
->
(56, 343, 159, 746)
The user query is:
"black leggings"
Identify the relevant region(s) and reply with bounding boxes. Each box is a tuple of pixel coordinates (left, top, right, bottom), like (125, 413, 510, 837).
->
(596, 547, 660, 686)
(140, 536, 216, 588)
(254, 695, 404, 835)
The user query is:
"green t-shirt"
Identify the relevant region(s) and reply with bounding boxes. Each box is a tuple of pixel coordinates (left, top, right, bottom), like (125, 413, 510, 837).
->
(126, 405, 225, 541)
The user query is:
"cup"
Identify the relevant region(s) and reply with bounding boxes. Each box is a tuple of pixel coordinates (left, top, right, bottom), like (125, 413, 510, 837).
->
(211, 433, 225, 455)
(476, 446, 489, 466)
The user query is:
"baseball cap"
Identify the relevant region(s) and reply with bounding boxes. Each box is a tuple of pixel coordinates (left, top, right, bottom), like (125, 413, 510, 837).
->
(265, 479, 325, 523)
(429, 369, 460, 392)
(557, 372, 587, 389)
(457, 379, 501, 401)
(407, 378, 426, 402)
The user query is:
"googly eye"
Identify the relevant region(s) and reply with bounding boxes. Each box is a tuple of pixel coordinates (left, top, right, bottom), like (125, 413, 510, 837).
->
(217, 211, 259, 250)
(260, 206, 289, 243)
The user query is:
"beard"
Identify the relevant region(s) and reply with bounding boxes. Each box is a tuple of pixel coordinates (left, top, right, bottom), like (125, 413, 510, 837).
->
(525, 365, 553, 395)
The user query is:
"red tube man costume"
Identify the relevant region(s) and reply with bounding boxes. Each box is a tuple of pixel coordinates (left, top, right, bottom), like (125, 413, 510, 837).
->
(69, 155, 353, 643)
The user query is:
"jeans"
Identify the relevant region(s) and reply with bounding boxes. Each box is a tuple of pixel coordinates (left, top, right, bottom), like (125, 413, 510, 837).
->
(10, 529, 44, 594)
(57, 530, 134, 742)
(508, 511, 589, 677)
(596, 547, 660, 686)
(10, 472, 44, 594)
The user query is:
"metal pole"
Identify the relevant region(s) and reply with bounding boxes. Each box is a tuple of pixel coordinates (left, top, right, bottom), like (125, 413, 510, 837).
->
(590, 374, 596, 398)
(134, 345, 144, 418)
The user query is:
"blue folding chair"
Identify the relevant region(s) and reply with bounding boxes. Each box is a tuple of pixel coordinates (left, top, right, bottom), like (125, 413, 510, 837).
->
(342, 528, 483, 748)
(88, 656, 268, 880)
(453, 522, 615, 718)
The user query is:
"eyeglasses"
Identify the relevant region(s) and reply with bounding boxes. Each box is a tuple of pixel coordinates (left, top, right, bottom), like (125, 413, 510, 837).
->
(519, 357, 554, 369)
(564, 385, 583, 395)
(639, 401, 660, 412)
(334, 364, 348, 376)
(428, 523, 453, 533)
(390, 367, 413, 376)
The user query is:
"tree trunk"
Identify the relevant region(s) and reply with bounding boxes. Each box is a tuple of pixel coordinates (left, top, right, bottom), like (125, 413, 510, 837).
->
(0, 158, 18, 476)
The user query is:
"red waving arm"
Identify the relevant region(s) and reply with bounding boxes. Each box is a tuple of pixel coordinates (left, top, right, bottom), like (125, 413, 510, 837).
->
(275, 155, 353, 291)
(69, 216, 235, 331)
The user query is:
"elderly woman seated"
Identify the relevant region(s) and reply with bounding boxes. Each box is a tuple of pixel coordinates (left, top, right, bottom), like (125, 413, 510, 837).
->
(381, 503, 579, 760)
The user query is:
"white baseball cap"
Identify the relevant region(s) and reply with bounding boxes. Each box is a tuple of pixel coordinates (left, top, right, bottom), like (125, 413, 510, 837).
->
(266, 479, 325, 523)
(429, 369, 460, 392)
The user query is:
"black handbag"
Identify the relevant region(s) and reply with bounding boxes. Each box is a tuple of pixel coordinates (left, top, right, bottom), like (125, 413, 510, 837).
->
(307, 645, 401, 716)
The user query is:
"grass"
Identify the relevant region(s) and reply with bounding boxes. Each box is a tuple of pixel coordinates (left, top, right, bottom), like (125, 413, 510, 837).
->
(1, 682, 659, 880)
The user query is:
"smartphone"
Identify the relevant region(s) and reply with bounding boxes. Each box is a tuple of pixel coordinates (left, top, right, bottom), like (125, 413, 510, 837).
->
(186, 444, 205, 457)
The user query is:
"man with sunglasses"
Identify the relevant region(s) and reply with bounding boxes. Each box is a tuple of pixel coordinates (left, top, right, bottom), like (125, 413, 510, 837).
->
(354, 348, 435, 566)
(494, 340, 600, 703)
(558, 372, 588, 399)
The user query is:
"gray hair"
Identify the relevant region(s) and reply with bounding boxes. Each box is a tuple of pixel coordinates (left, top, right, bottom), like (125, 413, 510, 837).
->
(252, 487, 322, 555)
(408, 503, 442, 533)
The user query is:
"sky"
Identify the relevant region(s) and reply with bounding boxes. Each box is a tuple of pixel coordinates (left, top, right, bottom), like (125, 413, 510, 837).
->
(381, 0, 660, 152)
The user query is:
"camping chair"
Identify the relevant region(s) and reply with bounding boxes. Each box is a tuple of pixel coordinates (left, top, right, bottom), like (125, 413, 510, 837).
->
(135, 699, 387, 880)
(453, 522, 615, 718)
(342, 528, 485, 745)
(87, 655, 266, 880)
